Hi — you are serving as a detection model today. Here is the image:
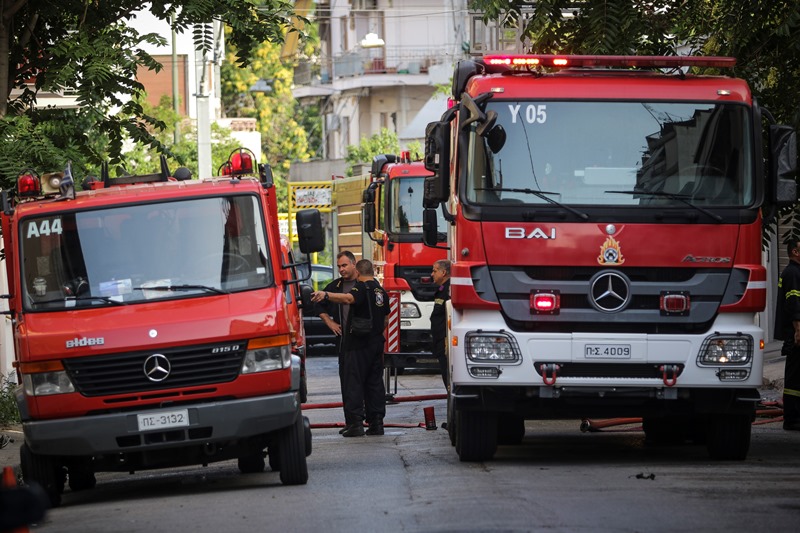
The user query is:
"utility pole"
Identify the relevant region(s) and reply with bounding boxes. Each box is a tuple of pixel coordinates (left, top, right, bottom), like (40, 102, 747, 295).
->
(171, 12, 180, 144)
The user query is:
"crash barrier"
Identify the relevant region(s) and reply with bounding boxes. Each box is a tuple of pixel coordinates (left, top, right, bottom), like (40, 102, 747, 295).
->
(580, 400, 785, 432)
(302, 393, 447, 430)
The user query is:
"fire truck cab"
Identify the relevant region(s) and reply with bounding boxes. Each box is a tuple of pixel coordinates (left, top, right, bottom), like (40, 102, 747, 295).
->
(1, 155, 324, 505)
(422, 55, 797, 462)
(361, 153, 447, 371)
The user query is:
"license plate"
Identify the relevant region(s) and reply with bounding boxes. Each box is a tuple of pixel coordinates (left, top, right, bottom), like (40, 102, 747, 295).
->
(584, 344, 631, 359)
(137, 408, 190, 432)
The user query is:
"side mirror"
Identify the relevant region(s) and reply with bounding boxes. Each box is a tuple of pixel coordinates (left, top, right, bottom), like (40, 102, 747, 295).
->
(486, 125, 506, 153)
(259, 163, 274, 188)
(299, 283, 313, 310)
(424, 120, 450, 207)
(362, 201, 376, 233)
(770, 125, 798, 207)
(296, 209, 325, 254)
(371, 154, 396, 178)
(422, 208, 439, 247)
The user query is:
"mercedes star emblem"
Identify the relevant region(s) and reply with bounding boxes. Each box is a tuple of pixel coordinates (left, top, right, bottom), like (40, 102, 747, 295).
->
(589, 271, 631, 313)
(143, 354, 171, 382)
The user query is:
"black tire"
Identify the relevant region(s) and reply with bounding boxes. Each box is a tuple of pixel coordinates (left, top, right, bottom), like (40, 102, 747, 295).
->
(66, 457, 96, 492)
(706, 414, 751, 460)
(497, 415, 525, 445)
(455, 409, 497, 462)
(447, 393, 456, 447)
(237, 451, 266, 474)
(300, 372, 308, 404)
(303, 416, 312, 457)
(277, 414, 308, 485)
(20, 443, 63, 507)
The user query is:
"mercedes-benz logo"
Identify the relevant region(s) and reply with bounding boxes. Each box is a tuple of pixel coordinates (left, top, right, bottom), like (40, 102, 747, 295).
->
(589, 271, 631, 313)
(143, 354, 171, 382)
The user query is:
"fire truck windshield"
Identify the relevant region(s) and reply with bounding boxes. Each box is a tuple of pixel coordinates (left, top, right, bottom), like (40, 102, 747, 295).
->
(20, 195, 272, 310)
(466, 100, 753, 208)
(389, 176, 446, 233)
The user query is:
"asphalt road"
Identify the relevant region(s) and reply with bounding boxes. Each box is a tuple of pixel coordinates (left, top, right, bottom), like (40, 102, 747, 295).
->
(2, 353, 799, 532)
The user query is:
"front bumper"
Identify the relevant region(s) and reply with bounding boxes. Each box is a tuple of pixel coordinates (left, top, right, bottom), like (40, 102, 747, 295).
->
(23, 392, 301, 456)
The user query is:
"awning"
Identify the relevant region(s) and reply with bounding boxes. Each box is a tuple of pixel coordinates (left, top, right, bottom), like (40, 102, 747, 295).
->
(398, 93, 449, 142)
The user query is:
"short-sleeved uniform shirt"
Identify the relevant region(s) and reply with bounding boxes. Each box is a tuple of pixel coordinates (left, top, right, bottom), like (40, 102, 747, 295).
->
(345, 279, 389, 351)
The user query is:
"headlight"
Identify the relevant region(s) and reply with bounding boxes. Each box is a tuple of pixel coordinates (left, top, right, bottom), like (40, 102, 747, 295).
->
(697, 335, 753, 365)
(400, 303, 421, 319)
(465, 332, 521, 363)
(23, 371, 75, 396)
(241, 336, 292, 374)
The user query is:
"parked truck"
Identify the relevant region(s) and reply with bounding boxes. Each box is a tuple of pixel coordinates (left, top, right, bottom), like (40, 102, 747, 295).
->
(422, 54, 797, 461)
(1, 154, 324, 505)
(362, 153, 447, 371)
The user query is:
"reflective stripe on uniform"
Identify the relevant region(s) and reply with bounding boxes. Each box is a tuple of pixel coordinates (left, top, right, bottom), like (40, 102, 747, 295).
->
(785, 387, 800, 398)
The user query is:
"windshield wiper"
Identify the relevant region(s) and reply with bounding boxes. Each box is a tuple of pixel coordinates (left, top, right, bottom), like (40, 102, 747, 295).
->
(32, 295, 126, 306)
(134, 284, 230, 295)
(606, 189, 723, 223)
(475, 187, 589, 220)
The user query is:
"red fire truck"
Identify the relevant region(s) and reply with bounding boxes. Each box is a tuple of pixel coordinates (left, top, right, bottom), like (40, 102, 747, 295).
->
(0, 155, 324, 505)
(422, 54, 797, 461)
(361, 154, 447, 373)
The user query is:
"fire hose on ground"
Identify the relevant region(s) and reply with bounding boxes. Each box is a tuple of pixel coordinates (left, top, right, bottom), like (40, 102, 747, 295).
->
(302, 393, 447, 430)
(302, 394, 785, 433)
(580, 400, 785, 432)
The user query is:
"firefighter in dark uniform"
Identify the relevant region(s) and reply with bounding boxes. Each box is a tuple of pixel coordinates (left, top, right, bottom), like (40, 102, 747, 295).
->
(431, 259, 451, 389)
(312, 259, 389, 437)
(774, 239, 800, 431)
(315, 250, 358, 431)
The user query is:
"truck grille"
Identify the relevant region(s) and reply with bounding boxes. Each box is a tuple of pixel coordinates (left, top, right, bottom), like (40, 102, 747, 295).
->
(63, 342, 246, 397)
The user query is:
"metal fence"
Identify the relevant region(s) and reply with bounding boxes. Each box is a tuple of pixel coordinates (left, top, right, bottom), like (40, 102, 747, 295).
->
(294, 46, 454, 86)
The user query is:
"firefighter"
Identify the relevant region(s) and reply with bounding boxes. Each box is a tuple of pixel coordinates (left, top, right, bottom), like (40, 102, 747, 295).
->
(316, 250, 358, 431)
(312, 260, 389, 437)
(431, 259, 451, 390)
(774, 239, 800, 431)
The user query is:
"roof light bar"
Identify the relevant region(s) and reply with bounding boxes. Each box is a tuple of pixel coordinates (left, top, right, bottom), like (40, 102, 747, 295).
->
(484, 54, 736, 70)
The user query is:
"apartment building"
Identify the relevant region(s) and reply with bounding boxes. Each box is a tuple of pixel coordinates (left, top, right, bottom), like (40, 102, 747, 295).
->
(289, 0, 469, 181)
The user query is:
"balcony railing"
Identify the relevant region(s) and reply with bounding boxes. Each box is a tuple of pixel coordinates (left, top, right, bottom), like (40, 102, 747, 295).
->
(293, 46, 456, 86)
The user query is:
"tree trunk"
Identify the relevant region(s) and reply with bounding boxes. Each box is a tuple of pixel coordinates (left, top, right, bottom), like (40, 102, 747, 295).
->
(0, 18, 9, 116)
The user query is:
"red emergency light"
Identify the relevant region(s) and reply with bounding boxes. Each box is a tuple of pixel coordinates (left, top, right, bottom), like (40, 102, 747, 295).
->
(220, 147, 257, 177)
(531, 290, 560, 315)
(660, 292, 690, 315)
(484, 54, 736, 70)
(17, 171, 41, 197)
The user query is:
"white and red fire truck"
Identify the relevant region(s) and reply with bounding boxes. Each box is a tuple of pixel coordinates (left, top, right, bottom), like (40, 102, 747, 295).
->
(422, 54, 797, 461)
(361, 153, 447, 373)
(0, 154, 324, 505)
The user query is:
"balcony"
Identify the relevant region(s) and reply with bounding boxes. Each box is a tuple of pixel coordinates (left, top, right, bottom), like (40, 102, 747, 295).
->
(293, 46, 453, 88)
